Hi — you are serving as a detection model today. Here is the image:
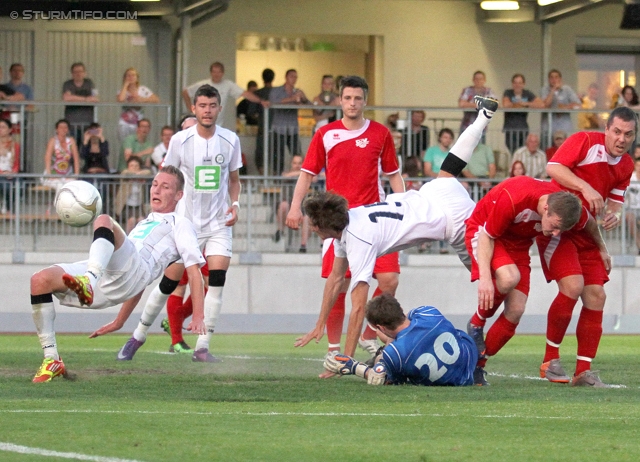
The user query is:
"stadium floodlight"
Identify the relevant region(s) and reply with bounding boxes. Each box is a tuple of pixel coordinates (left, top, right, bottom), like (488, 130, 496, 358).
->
(480, 1, 520, 10)
(538, 0, 563, 6)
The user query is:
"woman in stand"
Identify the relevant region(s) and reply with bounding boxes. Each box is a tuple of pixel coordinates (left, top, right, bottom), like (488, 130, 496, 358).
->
(0, 118, 20, 214)
(117, 67, 159, 141)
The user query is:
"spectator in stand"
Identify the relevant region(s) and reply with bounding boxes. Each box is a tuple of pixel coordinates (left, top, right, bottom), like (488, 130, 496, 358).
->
(578, 83, 605, 130)
(114, 155, 152, 234)
(236, 80, 261, 130)
(0, 66, 20, 105)
(541, 69, 581, 142)
(402, 157, 423, 192)
(117, 119, 154, 172)
(274, 154, 311, 253)
(510, 160, 526, 177)
(400, 110, 430, 167)
(502, 73, 544, 154)
(614, 85, 640, 110)
(79, 123, 109, 174)
(461, 142, 496, 195)
(42, 119, 80, 203)
(182, 61, 262, 130)
(423, 128, 454, 178)
(151, 125, 174, 171)
(4, 63, 33, 101)
(0, 118, 19, 214)
(458, 70, 496, 134)
(624, 154, 640, 255)
(255, 68, 275, 175)
(511, 133, 547, 179)
(545, 130, 567, 162)
(269, 69, 310, 175)
(312, 75, 340, 133)
(117, 68, 159, 142)
(62, 63, 99, 144)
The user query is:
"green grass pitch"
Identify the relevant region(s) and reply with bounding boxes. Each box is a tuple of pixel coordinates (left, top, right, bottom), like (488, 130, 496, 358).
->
(1, 333, 639, 461)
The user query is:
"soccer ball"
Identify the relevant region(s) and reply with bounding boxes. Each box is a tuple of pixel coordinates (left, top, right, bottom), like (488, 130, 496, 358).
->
(55, 180, 103, 227)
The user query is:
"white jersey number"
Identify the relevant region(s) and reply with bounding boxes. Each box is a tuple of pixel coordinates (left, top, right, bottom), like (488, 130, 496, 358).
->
(413, 332, 460, 382)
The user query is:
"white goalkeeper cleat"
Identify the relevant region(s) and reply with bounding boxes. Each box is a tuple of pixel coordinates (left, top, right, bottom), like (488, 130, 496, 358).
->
(358, 336, 381, 357)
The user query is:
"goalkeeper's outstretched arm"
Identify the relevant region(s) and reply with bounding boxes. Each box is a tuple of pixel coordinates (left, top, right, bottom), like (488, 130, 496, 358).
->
(323, 354, 388, 386)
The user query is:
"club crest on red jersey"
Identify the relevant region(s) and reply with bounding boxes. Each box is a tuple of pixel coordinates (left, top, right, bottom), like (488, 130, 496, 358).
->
(355, 138, 369, 148)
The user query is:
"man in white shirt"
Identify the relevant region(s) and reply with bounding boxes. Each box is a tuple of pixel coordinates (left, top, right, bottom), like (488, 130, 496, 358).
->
(119, 84, 242, 363)
(30, 167, 206, 383)
(182, 61, 262, 129)
(151, 125, 174, 171)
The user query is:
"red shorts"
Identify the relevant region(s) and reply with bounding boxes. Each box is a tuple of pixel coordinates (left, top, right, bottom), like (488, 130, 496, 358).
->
(536, 228, 608, 286)
(466, 227, 532, 296)
(179, 264, 210, 285)
(321, 239, 400, 279)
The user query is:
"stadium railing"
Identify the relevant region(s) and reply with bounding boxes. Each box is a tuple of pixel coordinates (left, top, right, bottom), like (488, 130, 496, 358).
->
(0, 174, 637, 263)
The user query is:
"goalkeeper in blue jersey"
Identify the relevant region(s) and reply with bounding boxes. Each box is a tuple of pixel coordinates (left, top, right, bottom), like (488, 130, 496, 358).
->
(324, 293, 478, 386)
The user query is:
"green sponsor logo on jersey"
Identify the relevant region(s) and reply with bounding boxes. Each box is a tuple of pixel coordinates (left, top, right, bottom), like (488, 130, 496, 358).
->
(195, 165, 221, 192)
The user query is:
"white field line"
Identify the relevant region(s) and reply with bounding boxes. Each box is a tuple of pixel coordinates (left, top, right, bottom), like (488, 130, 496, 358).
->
(0, 409, 638, 421)
(70, 348, 631, 388)
(0, 442, 142, 462)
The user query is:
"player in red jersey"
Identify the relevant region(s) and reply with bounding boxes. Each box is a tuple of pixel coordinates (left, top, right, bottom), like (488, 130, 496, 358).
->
(286, 76, 405, 376)
(464, 176, 604, 385)
(535, 106, 636, 387)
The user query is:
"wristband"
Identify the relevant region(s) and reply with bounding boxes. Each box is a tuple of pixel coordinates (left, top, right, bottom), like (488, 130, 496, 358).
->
(231, 201, 240, 209)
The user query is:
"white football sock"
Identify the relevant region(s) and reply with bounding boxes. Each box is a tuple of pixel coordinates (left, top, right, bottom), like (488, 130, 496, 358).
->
(86, 237, 115, 287)
(195, 286, 223, 351)
(449, 109, 493, 164)
(32, 301, 58, 360)
(133, 285, 169, 342)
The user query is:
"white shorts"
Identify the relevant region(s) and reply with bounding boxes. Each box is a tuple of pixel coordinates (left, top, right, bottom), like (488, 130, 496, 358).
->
(55, 238, 151, 309)
(420, 178, 474, 266)
(198, 226, 233, 258)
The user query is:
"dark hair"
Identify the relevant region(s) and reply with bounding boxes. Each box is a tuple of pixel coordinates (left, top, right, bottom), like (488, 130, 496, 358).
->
(366, 293, 406, 330)
(303, 191, 349, 233)
(127, 155, 142, 168)
(511, 73, 525, 83)
(548, 69, 562, 78)
(209, 61, 224, 73)
(339, 75, 368, 99)
(608, 106, 638, 133)
(70, 62, 85, 73)
(247, 80, 258, 89)
(285, 68, 297, 77)
(137, 118, 150, 128)
(0, 118, 13, 129)
(55, 119, 70, 129)
(86, 122, 100, 130)
(547, 191, 582, 231)
(193, 84, 221, 105)
(403, 157, 421, 177)
(179, 114, 197, 130)
(321, 74, 333, 82)
(509, 160, 526, 177)
(621, 85, 639, 106)
(438, 128, 454, 141)
(9, 63, 23, 72)
(160, 125, 174, 134)
(473, 70, 486, 79)
(159, 165, 185, 192)
(262, 68, 275, 84)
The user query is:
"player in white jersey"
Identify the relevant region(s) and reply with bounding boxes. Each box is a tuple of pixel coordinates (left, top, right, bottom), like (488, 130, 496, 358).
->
(295, 95, 499, 362)
(116, 84, 242, 363)
(30, 166, 207, 383)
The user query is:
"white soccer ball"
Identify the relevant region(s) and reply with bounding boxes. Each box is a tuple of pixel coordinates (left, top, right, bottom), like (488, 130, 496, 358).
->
(55, 180, 103, 227)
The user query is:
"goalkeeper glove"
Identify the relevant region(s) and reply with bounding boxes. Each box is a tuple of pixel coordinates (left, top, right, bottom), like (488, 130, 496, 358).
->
(367, 362, 388, 386)
(324, 354, 369, 378)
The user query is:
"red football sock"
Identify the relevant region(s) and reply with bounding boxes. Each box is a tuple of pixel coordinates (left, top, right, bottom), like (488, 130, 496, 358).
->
(575, 306, 603, 376)
(484, 313, 518, 357)
(167, 294, 185, 345)
(182, 295, 194, 319)
(326, 292, 346, 349)
(470, 280, 506, 327)
(361, 287, 384, 341)
(543, 292, 578, 363)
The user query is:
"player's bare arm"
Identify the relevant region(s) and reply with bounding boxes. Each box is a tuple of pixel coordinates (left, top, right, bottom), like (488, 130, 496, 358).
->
(285, 171, 314, 230)
(387, 171, 406, 194)
(477, 230, 496, 311)
(294, 256, 348, 348)
(89, 292, 144, 338)
(547, 163, 604, 215)
(343, 282, 370, 357)
(225, 170, 241, 226)
(584, 216, 611, 273)
(601, 200, 623, 231)
(184, 263, 206, 335)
